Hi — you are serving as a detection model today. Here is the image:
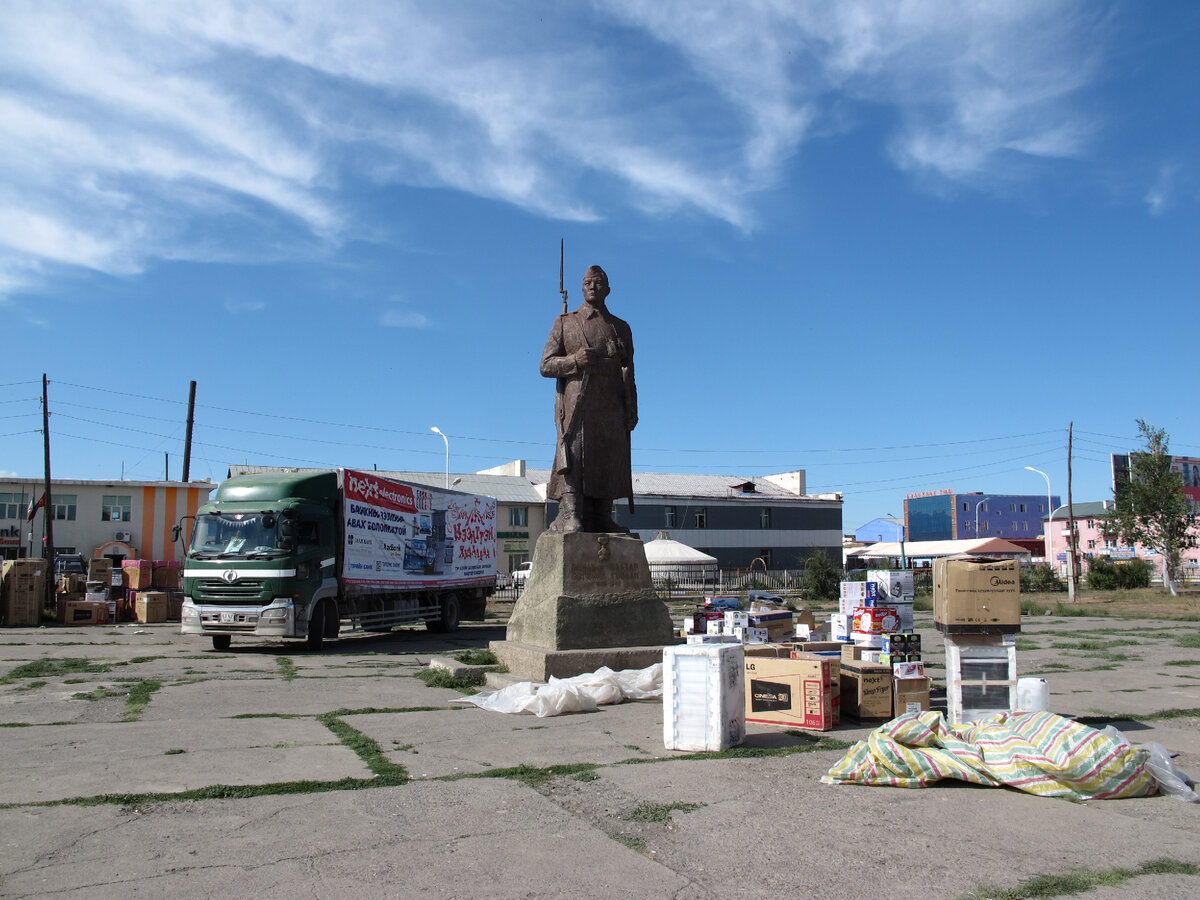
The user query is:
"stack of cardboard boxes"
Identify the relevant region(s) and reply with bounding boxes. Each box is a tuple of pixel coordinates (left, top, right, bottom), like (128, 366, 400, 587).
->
(933, 556, 1021, 723)
(55, 569, 108, 625)
(120, 560, 184, 624)
(1, 559, 45, 626)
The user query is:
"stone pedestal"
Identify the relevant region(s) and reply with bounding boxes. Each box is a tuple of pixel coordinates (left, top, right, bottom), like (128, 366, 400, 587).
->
(491, 532, 675, 681)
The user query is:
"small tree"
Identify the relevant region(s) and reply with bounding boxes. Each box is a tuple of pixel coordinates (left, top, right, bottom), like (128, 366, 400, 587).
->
(797, 551, 840, 605)
(1106, 420, 1197, 596)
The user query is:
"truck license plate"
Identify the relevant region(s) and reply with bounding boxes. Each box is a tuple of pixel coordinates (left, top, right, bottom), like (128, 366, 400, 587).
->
(220, 612, 235, 624)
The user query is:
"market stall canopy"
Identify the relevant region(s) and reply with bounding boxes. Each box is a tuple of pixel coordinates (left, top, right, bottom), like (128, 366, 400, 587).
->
(643, 533, 718, 565)
(846, 538, 1032, 561)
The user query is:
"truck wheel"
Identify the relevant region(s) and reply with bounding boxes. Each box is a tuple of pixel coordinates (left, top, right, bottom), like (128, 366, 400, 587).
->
(212, 635, 232, 651)
(427, 593, 460, 633)
(306, 601, 326, 651)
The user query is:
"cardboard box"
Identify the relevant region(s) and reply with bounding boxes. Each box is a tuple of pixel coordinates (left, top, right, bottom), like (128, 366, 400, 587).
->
(840, 660, 894, 720)
(839, 581, 878, 613)
(745, 654, 838, 731)
(152, 563, 181, 590)
(165, 593, 184, 622)
(831, 613, 852, 641)
(59, 599, 109, 625)
(869, 569, 915, 604)
(686, 633, 740, 645)
(57, 573, 88, 593)
(664, 643, 745, 751)
(892, 660, 926, 679)
(135, 591, 167, 624)
(746, 626, 769, 644)
(748, 608, 794, 640)
(2, 593, 42, 627)
(89, 558, 113, 578)
(724, 610, 750, 631)
(122, 561, 154, 590)
(933, 556, 1021, 633)
(894, 676, 932, 716)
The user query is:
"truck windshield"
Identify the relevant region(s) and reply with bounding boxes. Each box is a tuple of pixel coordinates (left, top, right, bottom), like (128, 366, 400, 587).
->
(189, 513, 287, 559)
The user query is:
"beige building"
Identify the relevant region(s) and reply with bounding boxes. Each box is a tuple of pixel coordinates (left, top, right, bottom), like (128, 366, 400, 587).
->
(1, 477, 216, 564)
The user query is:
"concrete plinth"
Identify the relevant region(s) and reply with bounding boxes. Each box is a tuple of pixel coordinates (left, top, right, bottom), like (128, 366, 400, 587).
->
(493, 532, 675, 681)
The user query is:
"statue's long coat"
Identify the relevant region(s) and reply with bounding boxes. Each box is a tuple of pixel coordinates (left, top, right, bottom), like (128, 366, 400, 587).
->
(540, 302, 637, 501)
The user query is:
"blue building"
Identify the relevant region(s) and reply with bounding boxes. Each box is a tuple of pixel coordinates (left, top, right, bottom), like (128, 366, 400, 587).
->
(854, 517, 904, 543)
(905, 492, 1060, 542)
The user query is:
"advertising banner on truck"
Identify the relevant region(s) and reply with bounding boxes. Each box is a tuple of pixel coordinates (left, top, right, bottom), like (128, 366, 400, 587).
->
(341, 468, 497, 587)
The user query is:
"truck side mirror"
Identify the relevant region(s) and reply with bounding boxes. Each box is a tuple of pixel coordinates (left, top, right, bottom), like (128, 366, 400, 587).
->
(171, 525, 181, 543)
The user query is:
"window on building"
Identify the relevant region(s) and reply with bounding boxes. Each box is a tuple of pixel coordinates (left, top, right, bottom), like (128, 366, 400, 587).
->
(1010, 503, 1016, 512)
(694, 508, 707, 529)
(1039, 502, 1046, 512)
(760, 507, 771, 529)
(665, 506, 677, 528)
(982, 502, 988, 512)
(962, 502, 969, 511)
(981, 521, 988, 534)
(0, 493, 24, 520)
(1020, 503, 1026, 513)
(507, 507, 528, 527)
(51, 494, 76, 521)
(759, 549, 773, 567)
(101, 495, 132, 522)
(1088, 540, 1097, 549)
(1086, 519, 1094, 529)
(1023, 522, 1029, 531)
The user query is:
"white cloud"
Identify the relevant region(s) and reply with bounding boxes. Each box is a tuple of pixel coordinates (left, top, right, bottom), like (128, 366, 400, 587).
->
(380, 307, 431, 329)
(0, 0, 1110, 298)
(223, 298, 266, 314)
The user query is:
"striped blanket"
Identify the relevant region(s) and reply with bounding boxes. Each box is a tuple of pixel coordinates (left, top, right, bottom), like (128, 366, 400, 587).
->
(821, 710, 1155, 800)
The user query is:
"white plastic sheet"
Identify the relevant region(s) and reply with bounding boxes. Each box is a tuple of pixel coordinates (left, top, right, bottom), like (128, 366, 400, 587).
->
(453, 663, 663, 717)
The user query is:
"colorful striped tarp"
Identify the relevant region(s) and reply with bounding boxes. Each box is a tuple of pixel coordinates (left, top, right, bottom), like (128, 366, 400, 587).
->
(821, 710, 1156, 801)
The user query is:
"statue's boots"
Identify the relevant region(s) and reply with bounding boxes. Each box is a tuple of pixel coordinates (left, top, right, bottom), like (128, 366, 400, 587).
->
(548, 492, 584, 533)
(593, 499, 631, 535)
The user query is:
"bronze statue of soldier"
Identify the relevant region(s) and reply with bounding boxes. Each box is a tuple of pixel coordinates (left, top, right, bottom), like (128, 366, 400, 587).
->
(540, 264, 637, 533)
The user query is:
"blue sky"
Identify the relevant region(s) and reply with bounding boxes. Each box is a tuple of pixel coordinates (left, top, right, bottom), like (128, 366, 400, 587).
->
(2, 0, 1197, 535)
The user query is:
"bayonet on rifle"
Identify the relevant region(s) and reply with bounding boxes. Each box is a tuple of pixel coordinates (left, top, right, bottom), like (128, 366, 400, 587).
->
(559, 238, 568, 315)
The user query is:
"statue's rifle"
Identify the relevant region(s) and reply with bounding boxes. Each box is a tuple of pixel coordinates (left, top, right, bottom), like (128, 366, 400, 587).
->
(554, 239, 590, 474)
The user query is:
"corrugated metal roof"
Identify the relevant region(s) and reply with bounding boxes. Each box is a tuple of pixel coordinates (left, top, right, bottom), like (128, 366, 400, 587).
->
(525, 468, 823, 500)
(226, 465, 543, 504)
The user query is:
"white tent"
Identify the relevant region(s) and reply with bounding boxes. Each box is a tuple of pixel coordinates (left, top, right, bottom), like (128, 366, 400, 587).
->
(642, 532, 718, 586)
(846, 538, 1032, 564)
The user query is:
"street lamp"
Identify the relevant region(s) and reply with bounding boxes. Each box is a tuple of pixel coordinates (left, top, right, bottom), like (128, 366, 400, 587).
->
(974, 497, 990, 538)
(886, 513, 907, 569)
(430, 426, 449, 488)
(1024, 466, 1053, 561)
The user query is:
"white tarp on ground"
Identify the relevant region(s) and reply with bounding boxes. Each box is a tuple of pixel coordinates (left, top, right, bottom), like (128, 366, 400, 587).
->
(453, 664, 663, 717)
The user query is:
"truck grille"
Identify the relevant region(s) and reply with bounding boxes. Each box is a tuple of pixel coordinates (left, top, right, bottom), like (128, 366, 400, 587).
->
(195, 579, 267, 602)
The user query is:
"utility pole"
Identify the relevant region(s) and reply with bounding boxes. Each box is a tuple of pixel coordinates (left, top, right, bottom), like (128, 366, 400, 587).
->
(41, 374, 55, 612)
(182, 380, 196, 482)
(1067, 422, 1079, 602)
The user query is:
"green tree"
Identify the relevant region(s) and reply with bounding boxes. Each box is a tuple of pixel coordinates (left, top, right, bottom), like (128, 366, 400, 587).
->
(1106, 420, 1197, 596)
(797, 551, 840, 604)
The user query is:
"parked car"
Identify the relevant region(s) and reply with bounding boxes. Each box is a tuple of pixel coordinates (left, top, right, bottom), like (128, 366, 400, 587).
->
(510, 561, 534, 588)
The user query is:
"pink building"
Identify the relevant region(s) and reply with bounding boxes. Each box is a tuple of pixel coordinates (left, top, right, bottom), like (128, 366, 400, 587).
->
(1041, 500, 1200, 581)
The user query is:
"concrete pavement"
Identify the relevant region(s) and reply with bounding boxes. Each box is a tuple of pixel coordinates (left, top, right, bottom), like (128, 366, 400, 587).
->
(0, 612, 1197, 898)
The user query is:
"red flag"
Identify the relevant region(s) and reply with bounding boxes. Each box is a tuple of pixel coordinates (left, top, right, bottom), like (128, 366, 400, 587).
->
(26, 492, 45, 522)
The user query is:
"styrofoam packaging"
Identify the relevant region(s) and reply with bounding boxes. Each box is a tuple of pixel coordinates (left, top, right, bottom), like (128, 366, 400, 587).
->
(707, 617, 723, 635)
(724, 610, 749, 631)
(664, 643, 746, 752)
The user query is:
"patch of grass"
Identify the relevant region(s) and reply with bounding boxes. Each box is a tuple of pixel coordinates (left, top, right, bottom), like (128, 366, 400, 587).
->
(1014, 638, 1039, 651)
(164, 749, 186, 755)
(127, 656, 159, 665)
(71, 687, 125, 702)
(1164, 659, 1200, 667)
(316, 712, 409, 782)
(326, 706, 452, 717)
(573, 771, 599, 782)
(1050, 640, 1124, 651)
(276, 657, 298, 681)
(453, 649, 499, 666)
(625, 801, 704, 824)
(608, 832, 647, 854)
(1178, 633, 1200, 649)
(123, 680, 162, 722)
(227, 712, 306, 719)
(415, 668, 484, 693)
(1, 658, 113, 682)
(443, 762, 599, 788)
(627, 735, 853, 764)
(968, 857, 1200, 899)
(14, 680, 47, 692)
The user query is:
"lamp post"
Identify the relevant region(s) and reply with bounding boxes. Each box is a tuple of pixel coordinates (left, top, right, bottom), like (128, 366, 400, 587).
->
(887, 513, 907, 569)
(1024, 466, 1053, 562)
(974, 497, 990, 538)
(430, 426, 449, 488)
(1025, 465, 1073, 602)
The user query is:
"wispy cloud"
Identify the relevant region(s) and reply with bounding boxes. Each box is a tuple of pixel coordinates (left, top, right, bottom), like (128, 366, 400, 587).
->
(0, 0, 1108, 297)
(380, 307, 431, 329)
